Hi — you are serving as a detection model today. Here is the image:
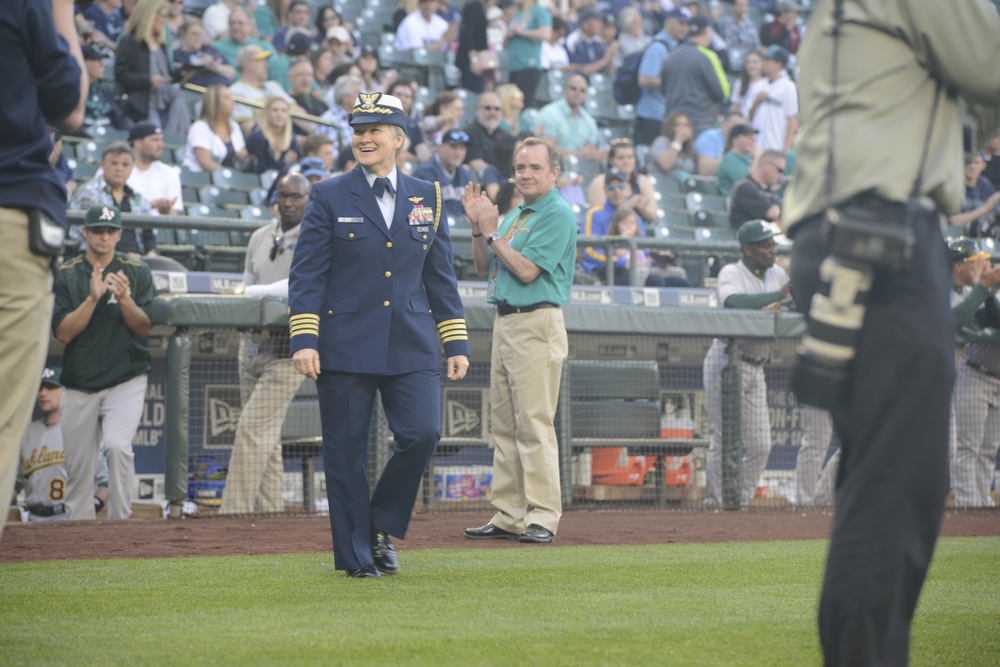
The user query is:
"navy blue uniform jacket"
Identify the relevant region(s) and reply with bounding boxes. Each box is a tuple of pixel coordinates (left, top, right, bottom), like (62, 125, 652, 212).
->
(288, 165, 470, 372)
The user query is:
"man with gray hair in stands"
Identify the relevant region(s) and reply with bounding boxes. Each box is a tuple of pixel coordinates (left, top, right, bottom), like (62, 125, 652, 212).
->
(318, 75, 364, 163)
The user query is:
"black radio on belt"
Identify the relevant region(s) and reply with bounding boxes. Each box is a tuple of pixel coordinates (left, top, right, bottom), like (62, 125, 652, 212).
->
(821, 198, 924, 272)
(27, 209, 65, 257)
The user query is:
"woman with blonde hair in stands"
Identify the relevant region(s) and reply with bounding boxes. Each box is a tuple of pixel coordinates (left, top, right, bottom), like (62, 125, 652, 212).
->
(495, 83, 527, 135)
(115, 0, 190, 135)
(182, 84, 249, 173)
(585, 137, 658, 221)
(246, 96, 301, 174)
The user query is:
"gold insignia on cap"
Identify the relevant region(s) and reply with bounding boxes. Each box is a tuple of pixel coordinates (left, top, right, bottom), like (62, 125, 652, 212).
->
(358, 92, 380, 110)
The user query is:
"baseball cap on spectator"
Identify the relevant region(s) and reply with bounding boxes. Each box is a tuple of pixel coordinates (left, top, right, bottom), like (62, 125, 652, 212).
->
(664, 8, 690, 22)
(286, 31, 314, 57)
(579, 8, 602, 23)
(357, 44, 378, 59)
(443, 129, 470, 145)
(82, 44, 107, 61)
(41, 367, 63, 389)
(738, 219, 777, 245)
(687, 15, 712, 35)
(496, 0, 514, 7)
(128, 122, 162, 143)
(299, 157, 328, 179)
(763, 45, 790, 67)
(84, 204, 123, 229)
(605, 167, 627, 184)
(948, 237, 991, 264)
(777, 0, 803, 11)
(237, 44, 273, 66)
(326, 26, 351, 43)
(728, 124, 759, 140)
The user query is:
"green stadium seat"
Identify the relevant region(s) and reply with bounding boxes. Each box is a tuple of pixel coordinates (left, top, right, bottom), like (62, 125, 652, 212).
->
(211, 168, 261, 192)
(198, 185, 251, 208)
(241, 206, 273, 222)
(179, 168, 213, 188)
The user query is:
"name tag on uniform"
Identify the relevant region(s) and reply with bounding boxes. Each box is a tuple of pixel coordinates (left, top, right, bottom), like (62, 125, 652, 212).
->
(337, 217, 364, 223)
(416, 226, 430, 232)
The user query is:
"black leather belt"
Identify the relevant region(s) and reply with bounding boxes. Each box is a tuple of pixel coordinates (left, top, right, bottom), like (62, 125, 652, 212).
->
(26, 503, 66, 517)
(496, 302, 558, 316)
(964, 359, 1000, 379)
(738, 354, 768, 367)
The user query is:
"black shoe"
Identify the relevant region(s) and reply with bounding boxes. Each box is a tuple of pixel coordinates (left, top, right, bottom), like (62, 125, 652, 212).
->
(519, 524, 556, 544)
(346, 564, 381, 578)
(463, 523, 520, 540)
(372, 530, 400, 575)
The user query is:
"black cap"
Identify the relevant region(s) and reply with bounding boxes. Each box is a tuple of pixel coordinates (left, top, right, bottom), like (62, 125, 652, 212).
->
(729, 123, 759, 140)
(763, 45, 790, 66)
(128, 121, 162, 142)
(41, 367, 63, 388)
(605, 167, 627, 183)
(948, 237, 990, 264)
(286, 31, 314, 57)
(82, 44, 106, 61)
(688, 15, 712, 35)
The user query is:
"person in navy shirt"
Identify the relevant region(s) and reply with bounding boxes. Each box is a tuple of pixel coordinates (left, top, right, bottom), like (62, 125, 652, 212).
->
(412, 129, 476, 220)
(0, 0, 87, 541)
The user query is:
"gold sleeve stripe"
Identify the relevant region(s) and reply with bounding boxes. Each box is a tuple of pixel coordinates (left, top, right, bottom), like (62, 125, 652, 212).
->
(434, 181, 441, 232)
(437, 318, 465, 329)
(290, 322, 320, 332)
(290, 329, 320, 338)
(290, 314, 320, 323)
(438, 324, 468, 335)
(440, 333, 469, 343)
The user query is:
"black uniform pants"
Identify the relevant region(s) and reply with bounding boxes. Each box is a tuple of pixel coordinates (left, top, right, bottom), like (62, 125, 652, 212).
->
(790, 205, 955, 667)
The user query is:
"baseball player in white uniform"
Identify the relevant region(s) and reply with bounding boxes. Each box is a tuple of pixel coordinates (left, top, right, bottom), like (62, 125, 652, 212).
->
(793, 405, 839, 506)
(703, 220, 790, 508)
(12, 368, 109, 521)
(947, 238, 1000, 507)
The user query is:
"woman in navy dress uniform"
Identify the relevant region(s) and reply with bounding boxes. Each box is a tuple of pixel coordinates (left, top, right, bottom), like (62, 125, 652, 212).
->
(288, 93, 471, 578)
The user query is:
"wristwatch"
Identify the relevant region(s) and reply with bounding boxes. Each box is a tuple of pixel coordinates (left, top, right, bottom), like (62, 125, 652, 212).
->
(486, 231, 503, 247)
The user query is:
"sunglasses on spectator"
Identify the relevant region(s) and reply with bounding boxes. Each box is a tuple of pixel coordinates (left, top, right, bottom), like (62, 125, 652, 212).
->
(606, 182, 627, 191)
(270, 232, 284, 261)
(479, 105, 501, 111)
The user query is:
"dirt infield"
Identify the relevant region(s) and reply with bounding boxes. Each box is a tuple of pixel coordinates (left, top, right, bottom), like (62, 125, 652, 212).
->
(1, 509, 997, 564)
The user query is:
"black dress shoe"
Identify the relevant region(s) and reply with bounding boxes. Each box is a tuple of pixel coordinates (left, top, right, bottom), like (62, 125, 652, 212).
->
(519, 524, 556, 543)
(464, 523, 520, 540)
(346, 564, 381, 578)
(372, 530, 400, 575)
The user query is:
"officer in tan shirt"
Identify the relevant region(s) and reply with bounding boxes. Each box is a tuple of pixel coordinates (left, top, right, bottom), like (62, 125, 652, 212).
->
(782, 2, 1000, 665)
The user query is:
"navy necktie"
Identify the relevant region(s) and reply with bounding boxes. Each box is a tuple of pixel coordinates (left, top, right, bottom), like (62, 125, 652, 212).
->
(372, 177, 394, 199)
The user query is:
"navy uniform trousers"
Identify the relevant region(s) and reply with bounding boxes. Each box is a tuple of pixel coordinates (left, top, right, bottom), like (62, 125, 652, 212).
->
(790, 206, 954, 667)
(317, 368, 440, 572)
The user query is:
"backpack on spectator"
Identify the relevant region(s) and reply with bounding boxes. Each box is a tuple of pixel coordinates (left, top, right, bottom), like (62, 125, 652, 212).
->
(613, 37, 672, 105)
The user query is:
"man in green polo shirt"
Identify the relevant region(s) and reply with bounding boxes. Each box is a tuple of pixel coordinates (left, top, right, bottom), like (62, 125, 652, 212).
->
(52, 204, 154, 520)
(460, 136, 576, 544)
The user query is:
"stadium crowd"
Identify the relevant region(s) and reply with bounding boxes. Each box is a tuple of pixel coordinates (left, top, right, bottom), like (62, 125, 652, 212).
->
(5, 0, 1000, 521)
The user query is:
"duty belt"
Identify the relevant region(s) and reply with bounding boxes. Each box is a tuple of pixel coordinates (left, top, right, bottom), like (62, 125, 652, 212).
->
(964, 359, 1000, 379)
(26, 503, 67, 517)
(496, 302, 558, 316)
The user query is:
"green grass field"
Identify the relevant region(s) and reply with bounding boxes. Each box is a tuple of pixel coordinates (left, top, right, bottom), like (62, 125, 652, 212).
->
(1, 537, 997, 666)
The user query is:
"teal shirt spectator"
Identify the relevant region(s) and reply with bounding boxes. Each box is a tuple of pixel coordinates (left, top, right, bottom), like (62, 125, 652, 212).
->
(213, 37, 288, 87)
(507, 4, 552, 72)
(532, 98, 599, 153)
(488, 188, 577, 308)
(253, 5, 279, 40)
(717, 151, 753, 197)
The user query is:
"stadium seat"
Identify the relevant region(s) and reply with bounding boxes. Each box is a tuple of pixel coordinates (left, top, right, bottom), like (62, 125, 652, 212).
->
(179, 168, 212, 188)
(241, 206, 273, 222)
(685, 192, 728, 213)
(654, 223, 696, 240)
(563, 155, 603, 185)
(259, 170, 279, 190)
(682, 176, 722, 196)
(187, 203, 240, 219)
(181, 186, 199, 204)
(75, 140, 103, 164)
(662, 193, 688, 211)
(211, 168, 260, 192)
(662, 207, 691, 229)
(73, 161, 99, 181)
(198, 185, 251, 208)
(249, 188, 271, 206)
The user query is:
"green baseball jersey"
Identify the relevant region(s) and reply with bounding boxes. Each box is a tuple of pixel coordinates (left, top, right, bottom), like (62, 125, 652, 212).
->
(52, 252, 155, 391)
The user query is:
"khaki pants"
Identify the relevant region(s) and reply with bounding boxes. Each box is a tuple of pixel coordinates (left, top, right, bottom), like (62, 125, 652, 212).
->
(488, 308, 567, 534)
(219, 335, 303, 514)
(0, 209, 54, 539)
